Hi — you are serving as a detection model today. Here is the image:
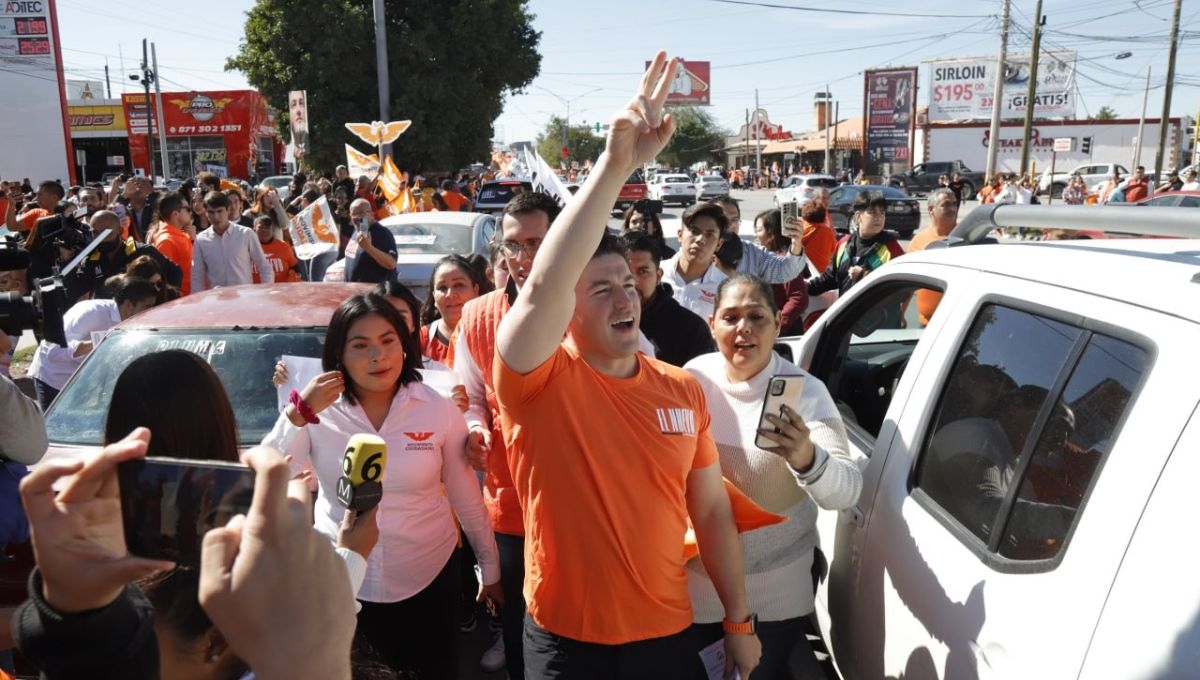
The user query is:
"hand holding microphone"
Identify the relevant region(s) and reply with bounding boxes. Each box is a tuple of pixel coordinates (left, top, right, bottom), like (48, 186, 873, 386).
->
(335, 433, 387, 513)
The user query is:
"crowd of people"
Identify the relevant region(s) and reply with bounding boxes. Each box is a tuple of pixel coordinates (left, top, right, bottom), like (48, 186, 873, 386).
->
(2, 53, 1051, 680)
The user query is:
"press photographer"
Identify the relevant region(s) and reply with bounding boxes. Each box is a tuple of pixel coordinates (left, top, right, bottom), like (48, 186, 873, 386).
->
(63, 211, 182, 302)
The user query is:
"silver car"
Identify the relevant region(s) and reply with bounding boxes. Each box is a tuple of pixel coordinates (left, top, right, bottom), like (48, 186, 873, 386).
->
(323, 211, 498, 299)
(695, 175, 730, 201)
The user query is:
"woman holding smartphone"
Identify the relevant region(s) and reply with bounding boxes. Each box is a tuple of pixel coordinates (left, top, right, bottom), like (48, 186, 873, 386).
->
(263, 293, 500, 679)
(684, 274, 863, 679)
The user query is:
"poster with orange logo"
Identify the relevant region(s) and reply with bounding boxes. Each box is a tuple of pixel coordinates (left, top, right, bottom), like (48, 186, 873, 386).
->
(289, 195, 340, 260)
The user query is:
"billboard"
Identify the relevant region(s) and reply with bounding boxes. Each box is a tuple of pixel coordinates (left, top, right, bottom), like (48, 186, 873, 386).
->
(863, 68, 917, 175)
(645, 59, 711, 106)
(68, 103, 127, 134)
(0, 0, 73, 184)
(289, 89, 308, 155)
(927, 51, 1076, 122)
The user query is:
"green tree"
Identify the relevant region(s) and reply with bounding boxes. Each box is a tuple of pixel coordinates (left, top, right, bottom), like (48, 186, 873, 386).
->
(1090, 106, 1118, 120)
(227, 0, 541, 173)
(657, 107, 728, 169)
(535, 116, 606, 169)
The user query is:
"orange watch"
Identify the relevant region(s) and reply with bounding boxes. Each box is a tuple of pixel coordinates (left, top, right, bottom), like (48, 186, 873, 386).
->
(722, 613, 757, 635)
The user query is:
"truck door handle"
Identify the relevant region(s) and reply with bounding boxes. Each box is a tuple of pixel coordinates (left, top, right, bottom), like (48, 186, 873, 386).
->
(843, 505, 864, 528)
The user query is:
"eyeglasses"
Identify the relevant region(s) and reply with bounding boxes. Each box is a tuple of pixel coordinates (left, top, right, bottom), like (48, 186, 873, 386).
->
(499, 238, 543, 257)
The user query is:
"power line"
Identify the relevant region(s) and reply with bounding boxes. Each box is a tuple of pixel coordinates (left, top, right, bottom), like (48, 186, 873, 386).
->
(705, 0, 993, 19)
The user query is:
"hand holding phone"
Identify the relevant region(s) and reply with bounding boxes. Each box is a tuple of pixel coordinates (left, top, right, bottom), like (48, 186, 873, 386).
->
(20, 428, 175, 614)
(781, 200, 799, 225)
(756, 376, 818, 470)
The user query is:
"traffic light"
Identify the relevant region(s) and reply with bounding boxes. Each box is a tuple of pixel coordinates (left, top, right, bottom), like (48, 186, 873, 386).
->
(1081, 136, 1093, 154)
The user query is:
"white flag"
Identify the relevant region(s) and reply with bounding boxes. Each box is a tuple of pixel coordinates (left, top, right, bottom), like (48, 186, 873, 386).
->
(289, 195, 340, 261)
(523, 147, 572, 209)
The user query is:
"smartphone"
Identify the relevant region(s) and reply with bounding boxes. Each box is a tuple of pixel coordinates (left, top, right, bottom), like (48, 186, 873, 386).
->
(755, 375, 804, 449)
(781, 200, 798, 224)
(118, 457, 255, 564)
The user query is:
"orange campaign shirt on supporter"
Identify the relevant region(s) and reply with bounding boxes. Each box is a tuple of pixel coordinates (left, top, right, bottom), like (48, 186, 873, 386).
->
(442, 191, 468, 212)
(494, 345, 719, 645)
(802, 218, 838, 274)
(907, 227, 947, 325)
(152, 225, 194, 295)
(17, 208, 50, 235)
(254, 239, 300, 283)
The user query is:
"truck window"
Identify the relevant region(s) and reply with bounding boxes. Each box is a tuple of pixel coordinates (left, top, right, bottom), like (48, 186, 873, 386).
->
(914, 304, 1148, 563)
(807, 280, 942, 445)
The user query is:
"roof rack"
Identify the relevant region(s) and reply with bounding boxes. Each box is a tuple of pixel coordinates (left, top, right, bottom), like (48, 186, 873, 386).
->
(944, 204, 1200, 246)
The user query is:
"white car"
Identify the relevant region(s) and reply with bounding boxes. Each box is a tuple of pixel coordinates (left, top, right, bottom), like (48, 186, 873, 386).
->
(694, 174, 729, 201)
(772, 173, 839, 208)
(323, 211, 498, 299)
(647, 174, 695, 206)
(777, 205, 1199, 680)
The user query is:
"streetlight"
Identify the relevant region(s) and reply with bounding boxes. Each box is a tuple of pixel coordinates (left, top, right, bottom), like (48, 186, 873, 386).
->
(537, 86, 601, 162)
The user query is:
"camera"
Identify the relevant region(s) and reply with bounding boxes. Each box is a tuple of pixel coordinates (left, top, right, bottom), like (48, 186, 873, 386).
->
(0, 239, 67, 346)
(632, 198, 663, 216)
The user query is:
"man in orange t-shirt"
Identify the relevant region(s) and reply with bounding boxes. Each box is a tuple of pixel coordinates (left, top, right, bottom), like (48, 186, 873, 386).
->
(494, 53, 760, 679)
(152, 191, 195, 295)
(440, 179, 472, 212)
(907, 187, 958, 325)
(15, 181, 64, 241)
(252, 216, 301, 283)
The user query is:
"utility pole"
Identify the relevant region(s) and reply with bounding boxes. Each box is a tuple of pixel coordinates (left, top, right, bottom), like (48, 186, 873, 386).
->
(1018, 0, 1044, 177)
(372, 0, 391, 159)
(150, 43, 169, 181)
(1134, 66, 1151, 169)
(824, 86, 832, 174)
(985, 0, 1011, 181)
(139, 39, 154, 178)
(104, 62, 111, 99)
(1154, 0, 1182, 180)
(754, 89, 762, 178)
(744, 108, 750, 171)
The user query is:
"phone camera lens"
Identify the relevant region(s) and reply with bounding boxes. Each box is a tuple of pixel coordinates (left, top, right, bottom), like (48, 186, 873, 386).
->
(771, 380, 784, 396)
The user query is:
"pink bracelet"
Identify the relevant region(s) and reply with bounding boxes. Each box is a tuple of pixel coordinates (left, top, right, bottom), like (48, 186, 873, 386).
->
(289, 389, 320, 425)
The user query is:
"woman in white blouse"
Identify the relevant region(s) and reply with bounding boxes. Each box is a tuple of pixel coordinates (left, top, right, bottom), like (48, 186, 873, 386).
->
(263, 292, 500, 679)
(684, 274, 863, 679)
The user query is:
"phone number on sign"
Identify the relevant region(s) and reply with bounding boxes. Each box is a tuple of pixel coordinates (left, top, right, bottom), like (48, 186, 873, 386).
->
(169, 124, 242, 134)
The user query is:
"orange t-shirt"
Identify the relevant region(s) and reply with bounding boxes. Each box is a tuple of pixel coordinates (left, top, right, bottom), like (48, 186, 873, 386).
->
(442, 191, 468, 212)
(907, 227, 948, 325)
(254, 238, 300, 283)
(802, 218, 838, 274)
(152, 224, 194, 295)
(17, 207, 50, 235)
(494, 345, 718, 644)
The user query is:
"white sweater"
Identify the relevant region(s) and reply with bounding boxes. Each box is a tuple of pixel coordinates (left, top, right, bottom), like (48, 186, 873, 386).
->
(684, 352, 864, 623)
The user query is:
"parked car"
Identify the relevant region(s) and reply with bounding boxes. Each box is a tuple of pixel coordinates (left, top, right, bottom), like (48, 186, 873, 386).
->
(773, 174, 839, 208)
(1039, 162, 1129, 198)
(647, 173, 696, 206)
(694, 174, 730, 201)
(827, 184, 921, 238)
(888, 161, 983, 200)
(257, 174, 293, 203)
(776, 204, 1199, 680)
(323, 211, 497, 300)
(1135, 189, 1200, 207)
(38, 282, 369, 467)
(615, 168, 649, 213)
(474, 178, 532, 215)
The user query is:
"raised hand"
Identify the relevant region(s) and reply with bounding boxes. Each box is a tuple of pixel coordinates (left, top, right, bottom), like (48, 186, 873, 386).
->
(299, 370, 345, 414)
(605, 51, 679, 171)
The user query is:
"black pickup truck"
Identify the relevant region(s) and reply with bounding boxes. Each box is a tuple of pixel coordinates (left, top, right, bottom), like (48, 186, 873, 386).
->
(888, 160, 985, 200)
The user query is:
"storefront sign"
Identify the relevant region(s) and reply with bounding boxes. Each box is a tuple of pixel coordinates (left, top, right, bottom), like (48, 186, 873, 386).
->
(863, 67, 917, 175)
(927, 51, 1076, 122)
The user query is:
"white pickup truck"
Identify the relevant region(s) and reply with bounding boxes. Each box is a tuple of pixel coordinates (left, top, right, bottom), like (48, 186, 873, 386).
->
(1038, 162, 1129, 197)
(780, 205, 1200, 679)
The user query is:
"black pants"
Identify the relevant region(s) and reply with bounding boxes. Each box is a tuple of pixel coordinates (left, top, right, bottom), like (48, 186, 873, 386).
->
(356, 550, 460, 679)
(32, 378, 58, 412)
(693, 617, 823, 680)
(496, 532, 526, 679)
(524, 613, 709, 680)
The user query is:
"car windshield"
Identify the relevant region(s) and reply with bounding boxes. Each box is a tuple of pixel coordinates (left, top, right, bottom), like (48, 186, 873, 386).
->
(664, 176, 689, 183)
(384, 220, 474, 255)
(478, 183, 527, 203)
(45, 328, 326, 447)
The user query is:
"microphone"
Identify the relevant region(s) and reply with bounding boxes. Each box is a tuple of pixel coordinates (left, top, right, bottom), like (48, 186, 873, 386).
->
(335, 433, 387, 512)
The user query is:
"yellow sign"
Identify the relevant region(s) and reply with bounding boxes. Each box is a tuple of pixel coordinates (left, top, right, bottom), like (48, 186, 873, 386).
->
(68, 103, 126, 133)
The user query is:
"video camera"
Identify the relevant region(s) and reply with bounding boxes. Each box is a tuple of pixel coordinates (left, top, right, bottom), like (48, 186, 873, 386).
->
(26, 200, 92, 261)
(0, 239, 67, 346)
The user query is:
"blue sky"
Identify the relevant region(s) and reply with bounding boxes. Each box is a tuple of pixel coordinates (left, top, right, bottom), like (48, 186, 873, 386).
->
(55, 0, 1200, 145)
